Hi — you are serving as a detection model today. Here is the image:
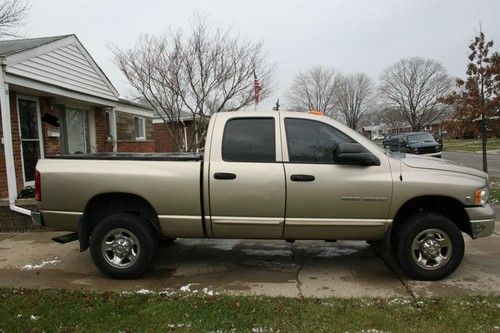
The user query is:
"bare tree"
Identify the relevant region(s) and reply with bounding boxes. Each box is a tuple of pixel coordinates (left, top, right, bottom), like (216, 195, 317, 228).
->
(286, 66, 338, 116)
(334, 73, 374, 130)
(0, 0, 31, 38)
(112, 16, 274, 151)
(379, 57, 452, 131)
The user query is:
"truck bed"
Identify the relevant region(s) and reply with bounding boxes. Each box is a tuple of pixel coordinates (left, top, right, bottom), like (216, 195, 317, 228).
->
(45, 152, 203, 161)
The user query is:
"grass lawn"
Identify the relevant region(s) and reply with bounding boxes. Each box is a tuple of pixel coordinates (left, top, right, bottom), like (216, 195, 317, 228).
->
(0, 288, 499, 332)
(489, 176, 500, 205)
(443, 138, 500, 152)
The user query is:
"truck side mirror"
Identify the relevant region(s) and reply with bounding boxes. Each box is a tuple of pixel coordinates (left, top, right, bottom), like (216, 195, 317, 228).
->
(334, 143, 380, 166)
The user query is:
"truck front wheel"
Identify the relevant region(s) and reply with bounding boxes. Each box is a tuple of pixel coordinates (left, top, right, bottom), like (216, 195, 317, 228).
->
(394, 212, 464, 281)
(90, 213, 158, 279)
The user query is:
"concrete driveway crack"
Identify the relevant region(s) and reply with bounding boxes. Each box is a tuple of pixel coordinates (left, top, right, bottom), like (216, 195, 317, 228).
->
(290, 244, 305, 298)
(376, 244, 417, 299)
(295, 259, 305, 299)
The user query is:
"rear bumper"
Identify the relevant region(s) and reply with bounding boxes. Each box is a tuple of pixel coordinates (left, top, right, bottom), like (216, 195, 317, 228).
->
(465, 205, 496, 238)
(31, 211, 44, 227)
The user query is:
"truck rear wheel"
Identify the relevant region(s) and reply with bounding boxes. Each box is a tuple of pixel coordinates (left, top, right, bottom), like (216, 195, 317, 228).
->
(394, 212, 464, 281)
(90, 213, 158, 279)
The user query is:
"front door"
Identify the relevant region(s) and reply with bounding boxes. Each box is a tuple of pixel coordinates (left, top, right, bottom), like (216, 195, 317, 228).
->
(281, 117, 393, 240)
(209, 116, 286, 239)
(63, 108, 89, 154)
(18, 97, 43, 186)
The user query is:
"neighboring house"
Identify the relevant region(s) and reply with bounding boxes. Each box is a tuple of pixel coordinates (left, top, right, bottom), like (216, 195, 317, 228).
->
(361, 124, 389, 140)
(153, 111, 207, 152)
(0, 35, 154, 211)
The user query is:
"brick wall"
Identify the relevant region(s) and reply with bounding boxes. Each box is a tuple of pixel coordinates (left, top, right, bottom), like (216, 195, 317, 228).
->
(0, 98, 6, 197)
(153, 121, 195, 152)
(117, 140, 155, 152)
(10, 92, 23, 194)
(39, 97, 61, 155)
(94, 107, 114, 152)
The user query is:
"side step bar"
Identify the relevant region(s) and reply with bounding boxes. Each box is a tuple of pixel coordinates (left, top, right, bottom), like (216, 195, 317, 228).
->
(52, 232, 78, 244)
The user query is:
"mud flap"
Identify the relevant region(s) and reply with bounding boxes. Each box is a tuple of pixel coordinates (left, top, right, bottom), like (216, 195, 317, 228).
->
(78, 216, 90, 252)
(52, 232, 78, 244)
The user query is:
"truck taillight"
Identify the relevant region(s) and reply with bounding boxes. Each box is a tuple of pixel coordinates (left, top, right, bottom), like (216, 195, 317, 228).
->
(35, 170, 41, 201)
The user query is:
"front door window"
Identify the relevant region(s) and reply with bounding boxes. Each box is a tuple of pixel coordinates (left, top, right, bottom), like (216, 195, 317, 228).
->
(18, 98, 42, 184)
(64, 108, 89, 154)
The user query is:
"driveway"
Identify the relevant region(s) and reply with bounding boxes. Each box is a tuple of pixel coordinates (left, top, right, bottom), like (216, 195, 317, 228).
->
(0, 224, 499, 298)
(443, 151, 500, 177)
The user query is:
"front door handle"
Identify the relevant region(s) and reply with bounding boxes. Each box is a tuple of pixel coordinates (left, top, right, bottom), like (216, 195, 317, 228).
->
(290, 174, 315, 182)
(214, 172, 237, 180)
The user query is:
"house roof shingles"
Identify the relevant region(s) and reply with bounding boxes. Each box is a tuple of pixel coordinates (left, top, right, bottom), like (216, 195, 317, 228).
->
(0, 35, 71, 58)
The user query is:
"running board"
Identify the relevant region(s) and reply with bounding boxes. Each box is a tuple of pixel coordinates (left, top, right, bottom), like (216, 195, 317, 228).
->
(52, 232, 78, 244)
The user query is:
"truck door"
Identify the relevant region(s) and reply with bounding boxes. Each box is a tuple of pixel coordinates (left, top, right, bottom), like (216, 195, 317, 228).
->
(281, 117, 393, 240)
(208, 115, 286, 239)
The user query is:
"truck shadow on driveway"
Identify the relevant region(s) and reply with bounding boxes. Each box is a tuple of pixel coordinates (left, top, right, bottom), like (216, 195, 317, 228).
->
(0, 233, 499, 298)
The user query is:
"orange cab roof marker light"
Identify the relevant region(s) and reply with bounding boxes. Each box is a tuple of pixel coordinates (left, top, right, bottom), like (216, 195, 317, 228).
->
(308, 111, 324, 116)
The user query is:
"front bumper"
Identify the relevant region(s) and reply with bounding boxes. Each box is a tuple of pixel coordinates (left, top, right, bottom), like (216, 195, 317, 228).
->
(31, 211, 44, 227)
(465, 205, 496, 238)
(422, 151, 442, 157)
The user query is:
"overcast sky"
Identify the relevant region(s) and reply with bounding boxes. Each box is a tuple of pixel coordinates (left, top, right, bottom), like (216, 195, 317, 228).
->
(17, 0, 500, 109)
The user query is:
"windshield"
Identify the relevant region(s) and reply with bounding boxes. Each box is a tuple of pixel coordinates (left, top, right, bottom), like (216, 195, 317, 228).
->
(407, 133, 435, 144)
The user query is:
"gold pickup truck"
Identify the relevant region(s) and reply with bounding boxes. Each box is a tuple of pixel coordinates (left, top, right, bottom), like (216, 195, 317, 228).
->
(32, 111, 495, 280)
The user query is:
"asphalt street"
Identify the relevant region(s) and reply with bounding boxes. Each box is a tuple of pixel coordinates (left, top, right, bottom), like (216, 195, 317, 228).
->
(443, 151, 500, 177)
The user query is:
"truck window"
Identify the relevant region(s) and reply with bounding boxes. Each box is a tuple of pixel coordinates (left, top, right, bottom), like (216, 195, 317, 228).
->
(285, 118, 355, 163)
(222, 118, 276, 162)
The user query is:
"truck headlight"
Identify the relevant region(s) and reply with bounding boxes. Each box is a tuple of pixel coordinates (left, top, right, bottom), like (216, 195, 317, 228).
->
(474, 188, 489, 205)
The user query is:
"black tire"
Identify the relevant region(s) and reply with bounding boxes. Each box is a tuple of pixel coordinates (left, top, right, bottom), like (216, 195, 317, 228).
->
(90, 213, 158, 279)
(394, 212, 464, 281)
(159, 237, 177, 245)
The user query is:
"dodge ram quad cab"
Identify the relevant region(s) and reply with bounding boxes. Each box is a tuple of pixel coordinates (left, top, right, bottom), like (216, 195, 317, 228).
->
(32, 111, 496, 280)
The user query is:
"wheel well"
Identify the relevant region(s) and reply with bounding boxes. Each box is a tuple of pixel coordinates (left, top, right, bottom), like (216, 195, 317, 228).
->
(392, 196, 471, 238)
(79, 193, 161, 251)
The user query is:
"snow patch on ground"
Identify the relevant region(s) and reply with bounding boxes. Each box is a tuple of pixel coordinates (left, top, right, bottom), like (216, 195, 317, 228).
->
(22, 257, 61, 270)
(167, 323, 191, 329)
(316, 247, 358, 258)
(136, 289, 155, 295)
(210, 239, 240, 251)
(242, 249, 293, 257)
(180, 283, 192, 292)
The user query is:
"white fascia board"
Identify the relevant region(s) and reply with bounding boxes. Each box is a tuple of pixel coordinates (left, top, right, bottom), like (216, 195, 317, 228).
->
(5, 73, 118, 106)
(114, 106, 154, 118)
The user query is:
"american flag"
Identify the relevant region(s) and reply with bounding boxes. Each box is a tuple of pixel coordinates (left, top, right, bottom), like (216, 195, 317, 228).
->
(254, 70, 262, 105)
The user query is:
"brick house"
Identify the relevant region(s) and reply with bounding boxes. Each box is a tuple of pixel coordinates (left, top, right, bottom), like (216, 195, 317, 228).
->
(0, 35, 154, 214)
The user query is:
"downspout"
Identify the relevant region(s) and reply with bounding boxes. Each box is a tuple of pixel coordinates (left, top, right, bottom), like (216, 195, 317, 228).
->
(0, 61, 31, 216)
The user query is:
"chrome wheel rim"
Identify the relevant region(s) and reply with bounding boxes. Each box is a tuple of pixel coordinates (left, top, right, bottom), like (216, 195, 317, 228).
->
(411, 229, 453, 270)
(411, 228, 452, 270)
(101, 228, 140, 268)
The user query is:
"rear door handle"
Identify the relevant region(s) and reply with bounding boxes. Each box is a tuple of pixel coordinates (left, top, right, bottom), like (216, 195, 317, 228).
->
(290, 174, 315, 182)
(214, 172, 237, 180)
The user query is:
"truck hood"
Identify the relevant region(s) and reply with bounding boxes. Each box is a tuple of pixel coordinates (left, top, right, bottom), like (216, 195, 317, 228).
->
(401, 154, 487, 179)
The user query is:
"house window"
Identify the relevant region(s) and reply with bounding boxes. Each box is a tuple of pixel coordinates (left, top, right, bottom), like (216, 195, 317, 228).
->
(134, 116, 146, 140)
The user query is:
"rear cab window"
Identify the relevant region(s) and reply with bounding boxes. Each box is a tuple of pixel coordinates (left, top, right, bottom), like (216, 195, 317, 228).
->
(222, 118, 276, 162)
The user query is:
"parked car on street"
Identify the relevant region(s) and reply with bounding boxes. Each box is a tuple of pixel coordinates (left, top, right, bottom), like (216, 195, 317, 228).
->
(384, 132, 442, 157)
(32, 111, 494, 280)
